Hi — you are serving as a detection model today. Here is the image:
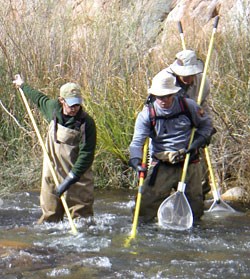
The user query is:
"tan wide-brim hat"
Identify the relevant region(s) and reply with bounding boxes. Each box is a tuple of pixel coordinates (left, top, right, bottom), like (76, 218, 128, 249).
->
(148, 72, 181, 96)
(170, 49, 203, 76)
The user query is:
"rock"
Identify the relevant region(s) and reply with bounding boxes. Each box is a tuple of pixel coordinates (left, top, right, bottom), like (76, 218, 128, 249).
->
(221, 186, 246, 201)
(0, 240, 30, 249)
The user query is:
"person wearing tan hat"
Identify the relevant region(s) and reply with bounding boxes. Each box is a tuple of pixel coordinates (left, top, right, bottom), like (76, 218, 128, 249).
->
(129, 73, 213, 223)
(169, 49, 210, 108)
(152, 49, 213, 198)
(13, 75, 96, 224)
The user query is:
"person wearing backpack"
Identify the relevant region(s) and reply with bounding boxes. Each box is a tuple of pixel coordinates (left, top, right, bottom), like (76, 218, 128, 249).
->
(150, 49, 213, 198)
(129, 72, 213, 223)
(13, 75, 96, 224)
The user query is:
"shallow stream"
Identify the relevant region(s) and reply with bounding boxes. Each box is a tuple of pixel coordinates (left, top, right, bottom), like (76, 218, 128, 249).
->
(0, 189, 249, 279)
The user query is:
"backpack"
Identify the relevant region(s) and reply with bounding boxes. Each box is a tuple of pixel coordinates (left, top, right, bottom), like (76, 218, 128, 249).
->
(146, 95, 194, 135)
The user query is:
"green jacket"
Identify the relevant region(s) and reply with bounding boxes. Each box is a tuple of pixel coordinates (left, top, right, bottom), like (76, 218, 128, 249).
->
(21, 84, 96, 177)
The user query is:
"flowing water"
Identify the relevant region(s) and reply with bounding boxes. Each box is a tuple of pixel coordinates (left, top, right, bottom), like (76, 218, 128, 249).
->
(0, 189, 249, 279)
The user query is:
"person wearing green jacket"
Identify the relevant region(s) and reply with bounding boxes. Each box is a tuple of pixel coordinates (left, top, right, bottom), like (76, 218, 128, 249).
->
(13, 75, 96, 224)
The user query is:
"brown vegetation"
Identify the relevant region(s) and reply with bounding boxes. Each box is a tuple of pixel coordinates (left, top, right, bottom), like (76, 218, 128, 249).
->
(0, 1, 249, 201)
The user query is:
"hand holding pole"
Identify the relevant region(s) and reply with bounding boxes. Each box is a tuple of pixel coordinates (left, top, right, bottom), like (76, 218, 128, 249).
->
(125, 137, 149, 247)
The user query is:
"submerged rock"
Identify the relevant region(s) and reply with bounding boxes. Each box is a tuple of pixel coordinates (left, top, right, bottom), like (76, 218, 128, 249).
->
(0, 240, 30, 249)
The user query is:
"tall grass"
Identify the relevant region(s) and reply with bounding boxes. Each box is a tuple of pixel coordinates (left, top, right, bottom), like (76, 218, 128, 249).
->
(0, 0, 249, 200)
(209, 21, 250, 197)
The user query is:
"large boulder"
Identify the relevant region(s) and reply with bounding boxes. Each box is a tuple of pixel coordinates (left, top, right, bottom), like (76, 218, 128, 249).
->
(221, 186, 248, 202)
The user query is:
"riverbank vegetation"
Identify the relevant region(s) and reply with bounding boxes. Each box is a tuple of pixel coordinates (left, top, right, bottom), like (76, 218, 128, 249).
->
(0, 1, 249, 201)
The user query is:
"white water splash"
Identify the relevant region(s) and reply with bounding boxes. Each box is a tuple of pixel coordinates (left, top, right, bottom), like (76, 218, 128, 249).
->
(82, 256, 112, 269)
(47, 268, 71, 277)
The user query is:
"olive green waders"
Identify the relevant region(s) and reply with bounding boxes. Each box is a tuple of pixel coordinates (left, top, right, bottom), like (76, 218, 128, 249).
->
(138, 161, 204, 222)
(38, 121, 94, 224)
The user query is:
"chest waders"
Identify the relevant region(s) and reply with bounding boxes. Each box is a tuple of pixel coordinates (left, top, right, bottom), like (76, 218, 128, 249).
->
(137, 96, 203, 223)
(38, 120, 94, 224)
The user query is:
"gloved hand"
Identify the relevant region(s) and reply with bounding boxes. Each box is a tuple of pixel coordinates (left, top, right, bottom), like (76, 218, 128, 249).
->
(13, 74, 24, 88)
(129, 157, 147, 173)
(186, 135, 207, 154)
(56, 171, 80, 198)
(206, 127, 217, 146)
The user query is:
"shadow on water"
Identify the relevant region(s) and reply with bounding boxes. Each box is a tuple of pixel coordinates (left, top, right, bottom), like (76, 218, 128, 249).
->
(0, 189, 250, 279)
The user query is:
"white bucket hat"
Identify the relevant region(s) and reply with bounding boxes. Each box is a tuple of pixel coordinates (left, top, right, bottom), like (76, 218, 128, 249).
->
(148, 72, 181, 96)
(170, 50, 203, 76)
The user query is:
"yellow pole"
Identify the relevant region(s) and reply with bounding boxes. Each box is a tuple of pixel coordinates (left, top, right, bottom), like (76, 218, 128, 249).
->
(197, 16, 219, 106)
(18, 87, 78, 235)
(125, 137, 149, 247)
(177, 21, 186, 51)
(179, 16, 219, 184)
(204, 147, 220, 201)
(178, 18, 236, 212)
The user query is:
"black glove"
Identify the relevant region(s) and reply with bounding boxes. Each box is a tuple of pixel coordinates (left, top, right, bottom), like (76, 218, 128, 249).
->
(206, 127, 217, 146)
(186, 135, 207, 154)
(129, 157, 147, 173)
(56, 171, 80, 197)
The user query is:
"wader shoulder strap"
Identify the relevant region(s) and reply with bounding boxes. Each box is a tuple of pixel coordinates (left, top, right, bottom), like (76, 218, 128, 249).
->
(74, 110, 87, 131)
(53, 110, 59, 143)
(52, 109, 87, 142)
(75, 110, 87, 144)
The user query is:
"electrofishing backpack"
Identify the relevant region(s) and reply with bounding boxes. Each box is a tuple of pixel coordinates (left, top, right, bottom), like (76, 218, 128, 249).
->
(146, 95, 195, 135)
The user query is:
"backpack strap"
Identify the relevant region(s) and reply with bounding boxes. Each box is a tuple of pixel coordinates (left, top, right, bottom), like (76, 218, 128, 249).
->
(147, 96, 195, 132)
(178, 96, 195, 127)
(146, 95, 157, 135)
(148, 102, 156, 128)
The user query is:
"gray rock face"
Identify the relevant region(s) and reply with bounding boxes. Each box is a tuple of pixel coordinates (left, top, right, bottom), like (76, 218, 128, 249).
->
(73, 0, 250, 46)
